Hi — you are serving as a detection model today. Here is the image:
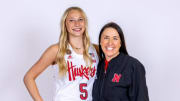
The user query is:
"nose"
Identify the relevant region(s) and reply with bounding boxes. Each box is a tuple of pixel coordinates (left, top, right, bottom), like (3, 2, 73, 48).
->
(108, 38, 113, 45)
(74, 20, 80, 26)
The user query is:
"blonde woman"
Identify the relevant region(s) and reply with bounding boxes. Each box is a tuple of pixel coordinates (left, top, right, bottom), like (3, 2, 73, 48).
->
(24, 7, 99, 101)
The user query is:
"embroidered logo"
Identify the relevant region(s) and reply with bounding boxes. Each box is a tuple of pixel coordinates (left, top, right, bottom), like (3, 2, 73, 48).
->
(112, 73, 122, 83)
(68, 55, 72, 59)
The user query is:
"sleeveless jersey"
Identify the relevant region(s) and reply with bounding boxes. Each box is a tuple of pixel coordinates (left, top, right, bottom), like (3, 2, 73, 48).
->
(52, 44, 99, 101)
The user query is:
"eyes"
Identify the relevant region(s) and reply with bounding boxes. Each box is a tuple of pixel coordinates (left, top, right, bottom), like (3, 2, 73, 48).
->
(68, 18, 84, 23)
(103, 36, 120, 40)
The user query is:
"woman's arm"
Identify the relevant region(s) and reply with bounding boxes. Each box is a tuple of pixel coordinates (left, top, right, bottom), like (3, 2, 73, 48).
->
(129, 60, 149, 101)
(23, 44, 58, 101)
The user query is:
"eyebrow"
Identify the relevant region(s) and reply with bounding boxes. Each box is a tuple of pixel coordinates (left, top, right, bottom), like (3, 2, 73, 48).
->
(68, 17, 84, 19)
(113, 36, 120, 38)
(103, 35, 119, 37)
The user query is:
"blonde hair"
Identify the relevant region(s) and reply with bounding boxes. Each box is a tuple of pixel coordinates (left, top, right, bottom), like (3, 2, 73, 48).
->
(56, 7, 92, 76)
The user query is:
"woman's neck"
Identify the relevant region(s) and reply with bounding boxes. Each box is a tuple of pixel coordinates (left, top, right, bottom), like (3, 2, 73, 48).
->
(69, 37, 84, 54)
(105, 52, 120, 61)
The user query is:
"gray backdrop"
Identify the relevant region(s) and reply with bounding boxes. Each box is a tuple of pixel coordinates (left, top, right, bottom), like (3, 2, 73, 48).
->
(0, 0, 180, 101)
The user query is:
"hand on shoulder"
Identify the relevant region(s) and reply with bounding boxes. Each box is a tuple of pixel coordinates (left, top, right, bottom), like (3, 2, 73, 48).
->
(93, 44, 100, 59)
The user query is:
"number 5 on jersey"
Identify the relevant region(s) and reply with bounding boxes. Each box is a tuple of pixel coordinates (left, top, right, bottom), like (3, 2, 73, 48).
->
(79, 83, 88, 100)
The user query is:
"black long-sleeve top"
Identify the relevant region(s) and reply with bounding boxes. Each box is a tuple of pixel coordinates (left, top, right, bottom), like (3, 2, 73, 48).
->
(92, 53, 149, 101)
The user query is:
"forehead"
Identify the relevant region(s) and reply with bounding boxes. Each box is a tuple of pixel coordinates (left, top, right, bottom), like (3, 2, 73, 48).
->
(102, 27, 119, 36)
(66, 10, 84, 19)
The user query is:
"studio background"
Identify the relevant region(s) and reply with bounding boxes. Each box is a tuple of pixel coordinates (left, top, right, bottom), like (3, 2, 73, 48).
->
(0, 0, 180, 101)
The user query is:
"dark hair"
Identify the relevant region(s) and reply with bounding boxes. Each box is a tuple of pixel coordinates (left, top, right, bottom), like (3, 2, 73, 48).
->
(99, 22, 128, 60)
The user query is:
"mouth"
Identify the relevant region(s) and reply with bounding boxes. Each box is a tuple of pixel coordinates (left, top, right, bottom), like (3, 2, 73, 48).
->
(72, 28, 82, 32)
(106, 47, 114, 51)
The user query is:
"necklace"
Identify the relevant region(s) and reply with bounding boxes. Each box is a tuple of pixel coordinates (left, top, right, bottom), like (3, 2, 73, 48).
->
(75, 47, 81, 50)
(70, 43, 83, 50)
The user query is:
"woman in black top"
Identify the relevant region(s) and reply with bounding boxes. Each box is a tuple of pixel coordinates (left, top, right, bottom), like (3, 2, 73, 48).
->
(92, 22, 149, 101)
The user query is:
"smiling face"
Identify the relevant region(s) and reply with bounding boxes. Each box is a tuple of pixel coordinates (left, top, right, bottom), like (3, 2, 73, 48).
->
(65, 10, 85, 38)
(100, 27, 121, 61)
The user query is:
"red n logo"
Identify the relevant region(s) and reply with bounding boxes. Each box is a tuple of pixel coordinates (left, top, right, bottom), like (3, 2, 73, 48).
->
(112, 73, 122, 82)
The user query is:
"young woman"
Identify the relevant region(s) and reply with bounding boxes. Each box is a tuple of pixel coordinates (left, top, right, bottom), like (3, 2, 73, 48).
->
(92, 22, 149, 101)
(24, 7, 99, 101)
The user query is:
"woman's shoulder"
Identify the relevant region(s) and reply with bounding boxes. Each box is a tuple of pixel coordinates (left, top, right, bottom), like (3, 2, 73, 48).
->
(121, 53, 140, 63)
(47, 43, 59, 52)
(123, 54, 145, 72)
(46, 44, 59, 65)
(43, 43, 59, 59)
(120, 53, 144, 68)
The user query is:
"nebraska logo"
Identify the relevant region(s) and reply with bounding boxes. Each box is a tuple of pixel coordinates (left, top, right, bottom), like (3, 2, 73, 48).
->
(112, 73, 122, 83)
(67, 61, 96, 81)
